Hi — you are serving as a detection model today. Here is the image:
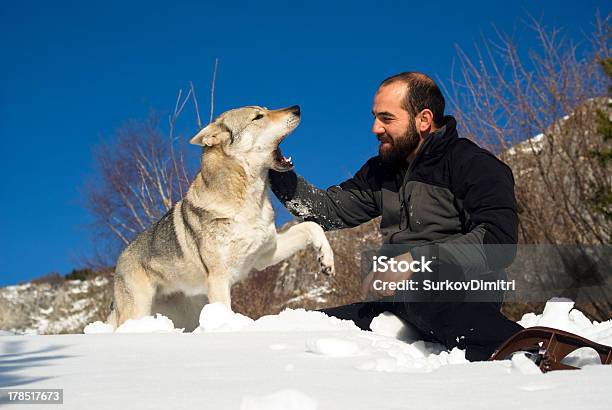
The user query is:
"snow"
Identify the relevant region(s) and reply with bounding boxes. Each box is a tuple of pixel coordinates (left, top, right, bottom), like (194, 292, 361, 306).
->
(505, 113, 573, 156)
(284, 284, 333, 304)
(511, 353, 543, 375)
(506, 133, 544, 155)
(516, 297, 612, 368)
(83, 321, 115, 334)
(248, 308, 359, 332)
(305, 337, 362, 357)
(0, 275, 111, 335)
(116, 314, 183, 334)
(240, 389, 319, 410)
(85, 313, 181, 334)
(197, 303, 255, 332)
(517, 297, 612, 345)
(1, 299, 611, 409)
(286, 198, 314, 218)
(370, 311, 427, 343)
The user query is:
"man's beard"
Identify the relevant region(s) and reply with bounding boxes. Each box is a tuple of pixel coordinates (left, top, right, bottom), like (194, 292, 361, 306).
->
(378, 120, 420, 166)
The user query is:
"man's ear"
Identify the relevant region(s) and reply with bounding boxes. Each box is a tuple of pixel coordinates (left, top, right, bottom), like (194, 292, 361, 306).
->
(189, 123, 231, 147)
(417, 109, 434, 132)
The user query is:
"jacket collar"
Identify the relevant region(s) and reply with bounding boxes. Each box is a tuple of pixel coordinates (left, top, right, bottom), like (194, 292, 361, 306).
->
(419, 115, 458, 156)
(382, 115, 459, 175)
(404, 115, 458, 171)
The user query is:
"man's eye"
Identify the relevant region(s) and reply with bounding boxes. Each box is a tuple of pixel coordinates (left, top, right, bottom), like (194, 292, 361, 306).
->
(253, 114, 264, 121)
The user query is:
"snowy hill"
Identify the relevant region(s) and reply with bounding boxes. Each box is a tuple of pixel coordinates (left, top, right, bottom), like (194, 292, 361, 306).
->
(0, 277, 113, 335)
(1, 299, 611, 409)
(498, 97, 612, 248)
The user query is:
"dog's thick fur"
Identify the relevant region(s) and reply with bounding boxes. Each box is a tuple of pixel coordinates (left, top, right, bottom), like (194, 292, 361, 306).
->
(107, 105, 334, 330)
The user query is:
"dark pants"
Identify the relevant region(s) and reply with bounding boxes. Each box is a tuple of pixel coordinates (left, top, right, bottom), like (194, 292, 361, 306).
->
(320, 299, 523, 361)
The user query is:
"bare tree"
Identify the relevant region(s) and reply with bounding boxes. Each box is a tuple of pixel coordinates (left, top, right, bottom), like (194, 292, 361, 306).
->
(445, 13, 612, 319)
(83, 60, 220, 267)
(83, 103, 194, 261)
(447, 13, 611, 244)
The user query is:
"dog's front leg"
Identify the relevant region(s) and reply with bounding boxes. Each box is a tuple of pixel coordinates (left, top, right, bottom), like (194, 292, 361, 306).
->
(207, 274, 232, 309)
(254, 221, 334, 276)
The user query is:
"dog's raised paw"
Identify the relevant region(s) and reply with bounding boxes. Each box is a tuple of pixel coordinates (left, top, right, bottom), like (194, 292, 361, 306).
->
(307, 221, 335, 278)
(317, 252, 335, 277)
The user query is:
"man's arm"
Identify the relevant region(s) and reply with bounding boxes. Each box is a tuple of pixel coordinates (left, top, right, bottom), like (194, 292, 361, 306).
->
(410, 150, 519, 281)
(269, 157, 382, 231)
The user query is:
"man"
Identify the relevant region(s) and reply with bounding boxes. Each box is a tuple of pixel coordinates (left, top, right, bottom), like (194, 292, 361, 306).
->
(269, 72, 523, 361)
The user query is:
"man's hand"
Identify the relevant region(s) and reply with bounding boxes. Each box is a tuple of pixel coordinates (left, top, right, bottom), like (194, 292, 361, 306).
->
(360, 252, 415, 300)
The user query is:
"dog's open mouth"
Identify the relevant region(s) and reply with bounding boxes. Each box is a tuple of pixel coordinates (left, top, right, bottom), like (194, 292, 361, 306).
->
(273, 139, 293, 172)
(271, 115, 299, 172)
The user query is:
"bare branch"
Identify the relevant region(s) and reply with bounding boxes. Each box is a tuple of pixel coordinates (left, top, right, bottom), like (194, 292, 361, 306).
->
(209, 57, 219, 124)
(445, 13, 612, 319)
(190, 80, 202, 130)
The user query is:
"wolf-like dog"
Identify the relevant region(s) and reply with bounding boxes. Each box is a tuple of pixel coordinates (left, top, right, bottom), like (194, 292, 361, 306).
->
(107, 105, 334, 330)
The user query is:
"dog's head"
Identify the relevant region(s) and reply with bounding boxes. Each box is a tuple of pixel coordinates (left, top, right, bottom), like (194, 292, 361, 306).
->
(190, 105, 300, 172)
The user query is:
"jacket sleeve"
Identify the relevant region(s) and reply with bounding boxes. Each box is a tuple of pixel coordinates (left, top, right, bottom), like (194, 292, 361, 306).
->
(268, 158, 381, 231)
(410, 150, 519, 281)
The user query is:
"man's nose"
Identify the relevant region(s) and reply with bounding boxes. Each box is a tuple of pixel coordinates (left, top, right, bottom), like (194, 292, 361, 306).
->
(372, 118, 385, 135)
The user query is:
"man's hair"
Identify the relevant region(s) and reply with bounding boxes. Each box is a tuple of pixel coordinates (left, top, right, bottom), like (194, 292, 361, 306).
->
(380, 72, 445, 125)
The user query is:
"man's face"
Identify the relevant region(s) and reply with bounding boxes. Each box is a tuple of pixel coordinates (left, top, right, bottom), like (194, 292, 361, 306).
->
(371, 82, 420, 166)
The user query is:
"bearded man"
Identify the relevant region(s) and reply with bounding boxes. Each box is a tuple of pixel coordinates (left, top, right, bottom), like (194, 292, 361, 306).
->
(269, 72, 523, 361)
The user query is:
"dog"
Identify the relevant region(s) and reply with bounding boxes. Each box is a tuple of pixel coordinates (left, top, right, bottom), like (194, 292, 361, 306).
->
(106, 105, 334, 331)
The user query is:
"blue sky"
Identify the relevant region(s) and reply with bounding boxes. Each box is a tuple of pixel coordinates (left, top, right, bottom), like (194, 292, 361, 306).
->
(0, 0, 608, 286)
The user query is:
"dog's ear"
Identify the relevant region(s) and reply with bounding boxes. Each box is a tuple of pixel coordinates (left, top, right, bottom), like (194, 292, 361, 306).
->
(190, 123, 231, 147)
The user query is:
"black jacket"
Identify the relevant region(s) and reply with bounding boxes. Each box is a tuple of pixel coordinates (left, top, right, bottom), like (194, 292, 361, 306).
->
(269, 116, 518, 287)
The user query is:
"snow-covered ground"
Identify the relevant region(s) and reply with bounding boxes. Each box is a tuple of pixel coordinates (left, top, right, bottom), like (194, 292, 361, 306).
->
(1, 298, 611, 409)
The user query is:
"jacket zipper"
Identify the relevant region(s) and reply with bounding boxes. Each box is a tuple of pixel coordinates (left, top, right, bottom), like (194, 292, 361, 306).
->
(390, 137, 434, 244)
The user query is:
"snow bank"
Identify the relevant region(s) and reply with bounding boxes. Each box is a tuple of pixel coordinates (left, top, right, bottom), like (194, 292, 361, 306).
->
(4, 297, 609, 409)
(83, 321, 114, 334)
(115, 314, 182, 333)
(355, 336, 467, 372)
(82, 303, 464, 372)
(82, 298, 612, 373)
(84, 313, 182, 334)
(252, 308, 360, 332)
(196, 303, 254, 332)
(83, 303, 359, 335)
(195, 303, 360, 333)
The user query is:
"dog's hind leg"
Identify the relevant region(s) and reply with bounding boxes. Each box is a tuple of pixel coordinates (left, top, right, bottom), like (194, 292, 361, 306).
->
(106, 309, 118, 329)
(113, 265, 157, 327)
